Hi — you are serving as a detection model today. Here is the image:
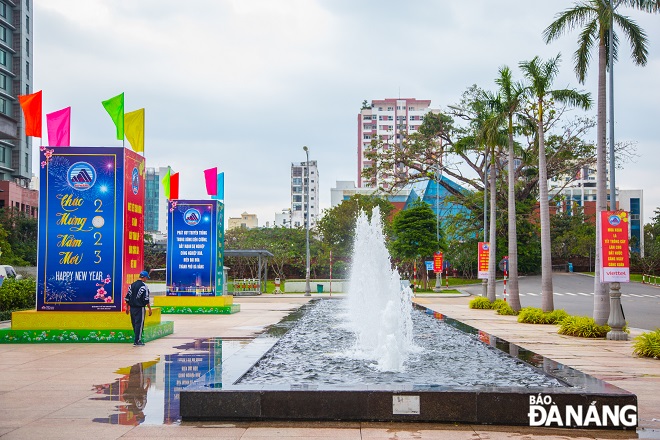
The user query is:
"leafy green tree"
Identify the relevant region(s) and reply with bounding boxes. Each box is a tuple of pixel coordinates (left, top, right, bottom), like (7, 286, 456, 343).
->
(550, 206, 596, 263)
(390, 199, 443, 264)
(519, 54, 592, 312)
(544, 0, 660, 323)
(0, 209, 36, 266)
(316, 194, 394, 260)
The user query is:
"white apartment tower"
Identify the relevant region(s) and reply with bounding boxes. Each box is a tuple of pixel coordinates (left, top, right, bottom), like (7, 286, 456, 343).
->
(290, 160, 319, 229)
(357, 98, 433, 188)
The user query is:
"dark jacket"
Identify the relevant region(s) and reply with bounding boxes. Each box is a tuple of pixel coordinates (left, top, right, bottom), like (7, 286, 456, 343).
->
(125, 280, 150, 308)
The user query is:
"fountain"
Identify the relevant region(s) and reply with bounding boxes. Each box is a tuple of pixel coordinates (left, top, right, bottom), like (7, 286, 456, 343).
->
(179, 209, 637, 428)
(345, 208, 416, 372)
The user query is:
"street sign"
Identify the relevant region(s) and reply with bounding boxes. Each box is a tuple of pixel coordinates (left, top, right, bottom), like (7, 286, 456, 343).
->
(498, 256, 509, 272)
(425, 261, 433, 271)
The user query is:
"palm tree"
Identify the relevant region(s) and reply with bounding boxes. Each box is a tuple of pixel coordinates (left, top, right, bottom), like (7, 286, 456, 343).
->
(544, 0, 659, 324)
(519, 54, 592, 312)
(477, 94, 508, 304)
(484, 67, 527, 312)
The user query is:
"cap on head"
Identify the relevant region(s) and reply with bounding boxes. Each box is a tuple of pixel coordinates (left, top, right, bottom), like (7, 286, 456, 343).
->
(139, 270, 150, 279)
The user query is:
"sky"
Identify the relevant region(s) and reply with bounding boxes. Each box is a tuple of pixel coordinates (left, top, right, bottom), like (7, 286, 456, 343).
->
(34, 1, 660, 225)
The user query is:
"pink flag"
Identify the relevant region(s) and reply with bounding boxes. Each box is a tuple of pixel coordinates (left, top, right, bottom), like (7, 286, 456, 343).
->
(46, 107, 71, 146)
(204, 167, 218, 196)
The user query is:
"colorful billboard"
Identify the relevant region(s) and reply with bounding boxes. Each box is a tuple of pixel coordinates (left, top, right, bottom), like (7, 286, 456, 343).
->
(37, 147, 144, 311)
(166, 200, 224, 295)
(600, 210, 630, 283)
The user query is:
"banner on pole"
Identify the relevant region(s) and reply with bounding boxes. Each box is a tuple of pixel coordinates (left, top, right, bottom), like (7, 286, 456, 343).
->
(433, 252, 443, 274)
(600, 210, 630, 283)
(478, 242, 489, 279)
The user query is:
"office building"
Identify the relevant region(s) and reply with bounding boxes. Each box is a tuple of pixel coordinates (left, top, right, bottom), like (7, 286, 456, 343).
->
(357, 98, 434, 188)
(145, 166, 170, 234)
(0, 1, 36, 215)
(291, 160, 318, 228)
(228, 212, 258, 230)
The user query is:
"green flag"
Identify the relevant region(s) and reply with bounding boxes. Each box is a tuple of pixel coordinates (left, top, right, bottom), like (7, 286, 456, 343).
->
(102, 92, 124, 140)
(162, 167, 171, 199)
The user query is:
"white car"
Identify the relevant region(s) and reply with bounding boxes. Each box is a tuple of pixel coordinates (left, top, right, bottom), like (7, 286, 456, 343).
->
(0, 265, 21, 280)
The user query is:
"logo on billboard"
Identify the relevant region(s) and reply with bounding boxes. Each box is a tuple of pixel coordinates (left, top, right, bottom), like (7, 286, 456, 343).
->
(67, 162, 97, 191)
(131, 167, 139, 195)
(482, 243, 489, 250)
(608, 214, 622, 227)
(184, 208, 201, 226)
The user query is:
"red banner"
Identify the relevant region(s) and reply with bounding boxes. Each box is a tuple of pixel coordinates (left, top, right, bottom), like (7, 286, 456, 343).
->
(478, 242, 490, 279)
(122, 150, 145, 309)
(433, 252, 443, 274)
(600, 210, 630, 283)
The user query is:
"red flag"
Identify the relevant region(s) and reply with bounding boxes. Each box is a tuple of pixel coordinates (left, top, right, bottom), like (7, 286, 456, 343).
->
(170, 172, 180, 200)
(204, 167, 218, 196)
(18, 90, 42, 137)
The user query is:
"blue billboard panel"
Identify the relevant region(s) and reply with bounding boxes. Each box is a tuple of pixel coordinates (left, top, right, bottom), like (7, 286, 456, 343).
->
(166, 200, 224, 296)
(37, 147, 125, 311)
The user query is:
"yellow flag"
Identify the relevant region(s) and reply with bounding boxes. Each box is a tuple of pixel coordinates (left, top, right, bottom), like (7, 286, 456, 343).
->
(124, 108, 145, 153)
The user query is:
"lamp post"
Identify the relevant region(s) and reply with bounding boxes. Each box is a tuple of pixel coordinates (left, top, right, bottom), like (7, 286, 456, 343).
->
(603, 0, 626, 340)
(303, 146, 311, 297)
(430, 164, 442, 292)
(482, 149, 488, 297)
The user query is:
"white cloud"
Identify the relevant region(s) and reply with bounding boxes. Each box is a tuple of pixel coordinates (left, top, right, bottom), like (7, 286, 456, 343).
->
(34, 1, 660, 225)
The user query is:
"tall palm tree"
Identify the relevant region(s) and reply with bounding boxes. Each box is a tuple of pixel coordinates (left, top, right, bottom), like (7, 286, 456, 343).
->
(544, 0, 659, 324)
(477, 93, 508, 304)
(519, 54, 592, 312)
(484, 67, 527, 312)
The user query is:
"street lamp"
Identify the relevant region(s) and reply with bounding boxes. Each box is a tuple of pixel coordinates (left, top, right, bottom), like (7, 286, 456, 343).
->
(303, 146, 311, 297)
(430, 164, 443, 292)
(604, 0, 626, 340)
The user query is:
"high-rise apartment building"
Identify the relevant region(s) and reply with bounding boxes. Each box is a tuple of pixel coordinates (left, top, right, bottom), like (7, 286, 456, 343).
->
(357, 98, 433, 188)
(0, 0, 36, 215)
(145, 167, 170, 233)
(291, 160, 319, 229)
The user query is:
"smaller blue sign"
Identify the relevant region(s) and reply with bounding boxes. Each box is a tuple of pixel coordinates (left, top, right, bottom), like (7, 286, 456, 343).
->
(425, 261, 433, 271)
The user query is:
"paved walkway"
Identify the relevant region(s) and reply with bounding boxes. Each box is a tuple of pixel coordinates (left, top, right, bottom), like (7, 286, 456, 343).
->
(0, 294, 657, 439)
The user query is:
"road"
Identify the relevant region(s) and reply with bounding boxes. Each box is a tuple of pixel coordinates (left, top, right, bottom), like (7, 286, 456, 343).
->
(460, 273, 660, 331)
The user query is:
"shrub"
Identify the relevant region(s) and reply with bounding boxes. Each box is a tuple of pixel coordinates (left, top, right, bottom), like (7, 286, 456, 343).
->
(558, 315, 611, 338)
(518, 307, 568, 324)
(495, 302, 518, 316)
(469, 297, 493, 309)
(0, 278, 36, 317)
(633, 329, 660, 359)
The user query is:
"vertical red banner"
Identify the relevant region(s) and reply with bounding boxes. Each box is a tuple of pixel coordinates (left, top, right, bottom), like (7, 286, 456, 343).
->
(122, 150, 145, 309)
(478, 242, 490, 279)
(433, 252, 443, 274)
(600, 210, 630, 283)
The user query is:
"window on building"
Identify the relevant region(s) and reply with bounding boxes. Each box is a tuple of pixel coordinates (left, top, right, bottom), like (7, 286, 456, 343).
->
(0, 146, 5, 163)
(25, 152, 29, 172)
(25, 84, 29, 95)
(293, 195, 302, 203)
(0, 73, 5, 90)
(409, 106, 414, 110)
(26, 38, 29, 56)
(0, 3, 6, 18)
(26, 15, 29, 33)
(387, 107, 393, 111)
(0, 49, 6, 66)
(0, 26, 6, 42)
(292, 185, 301, 193)
(26, 61, 29, 79)
(0, 97, 6, 115)
(26, 0, 29, 11)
